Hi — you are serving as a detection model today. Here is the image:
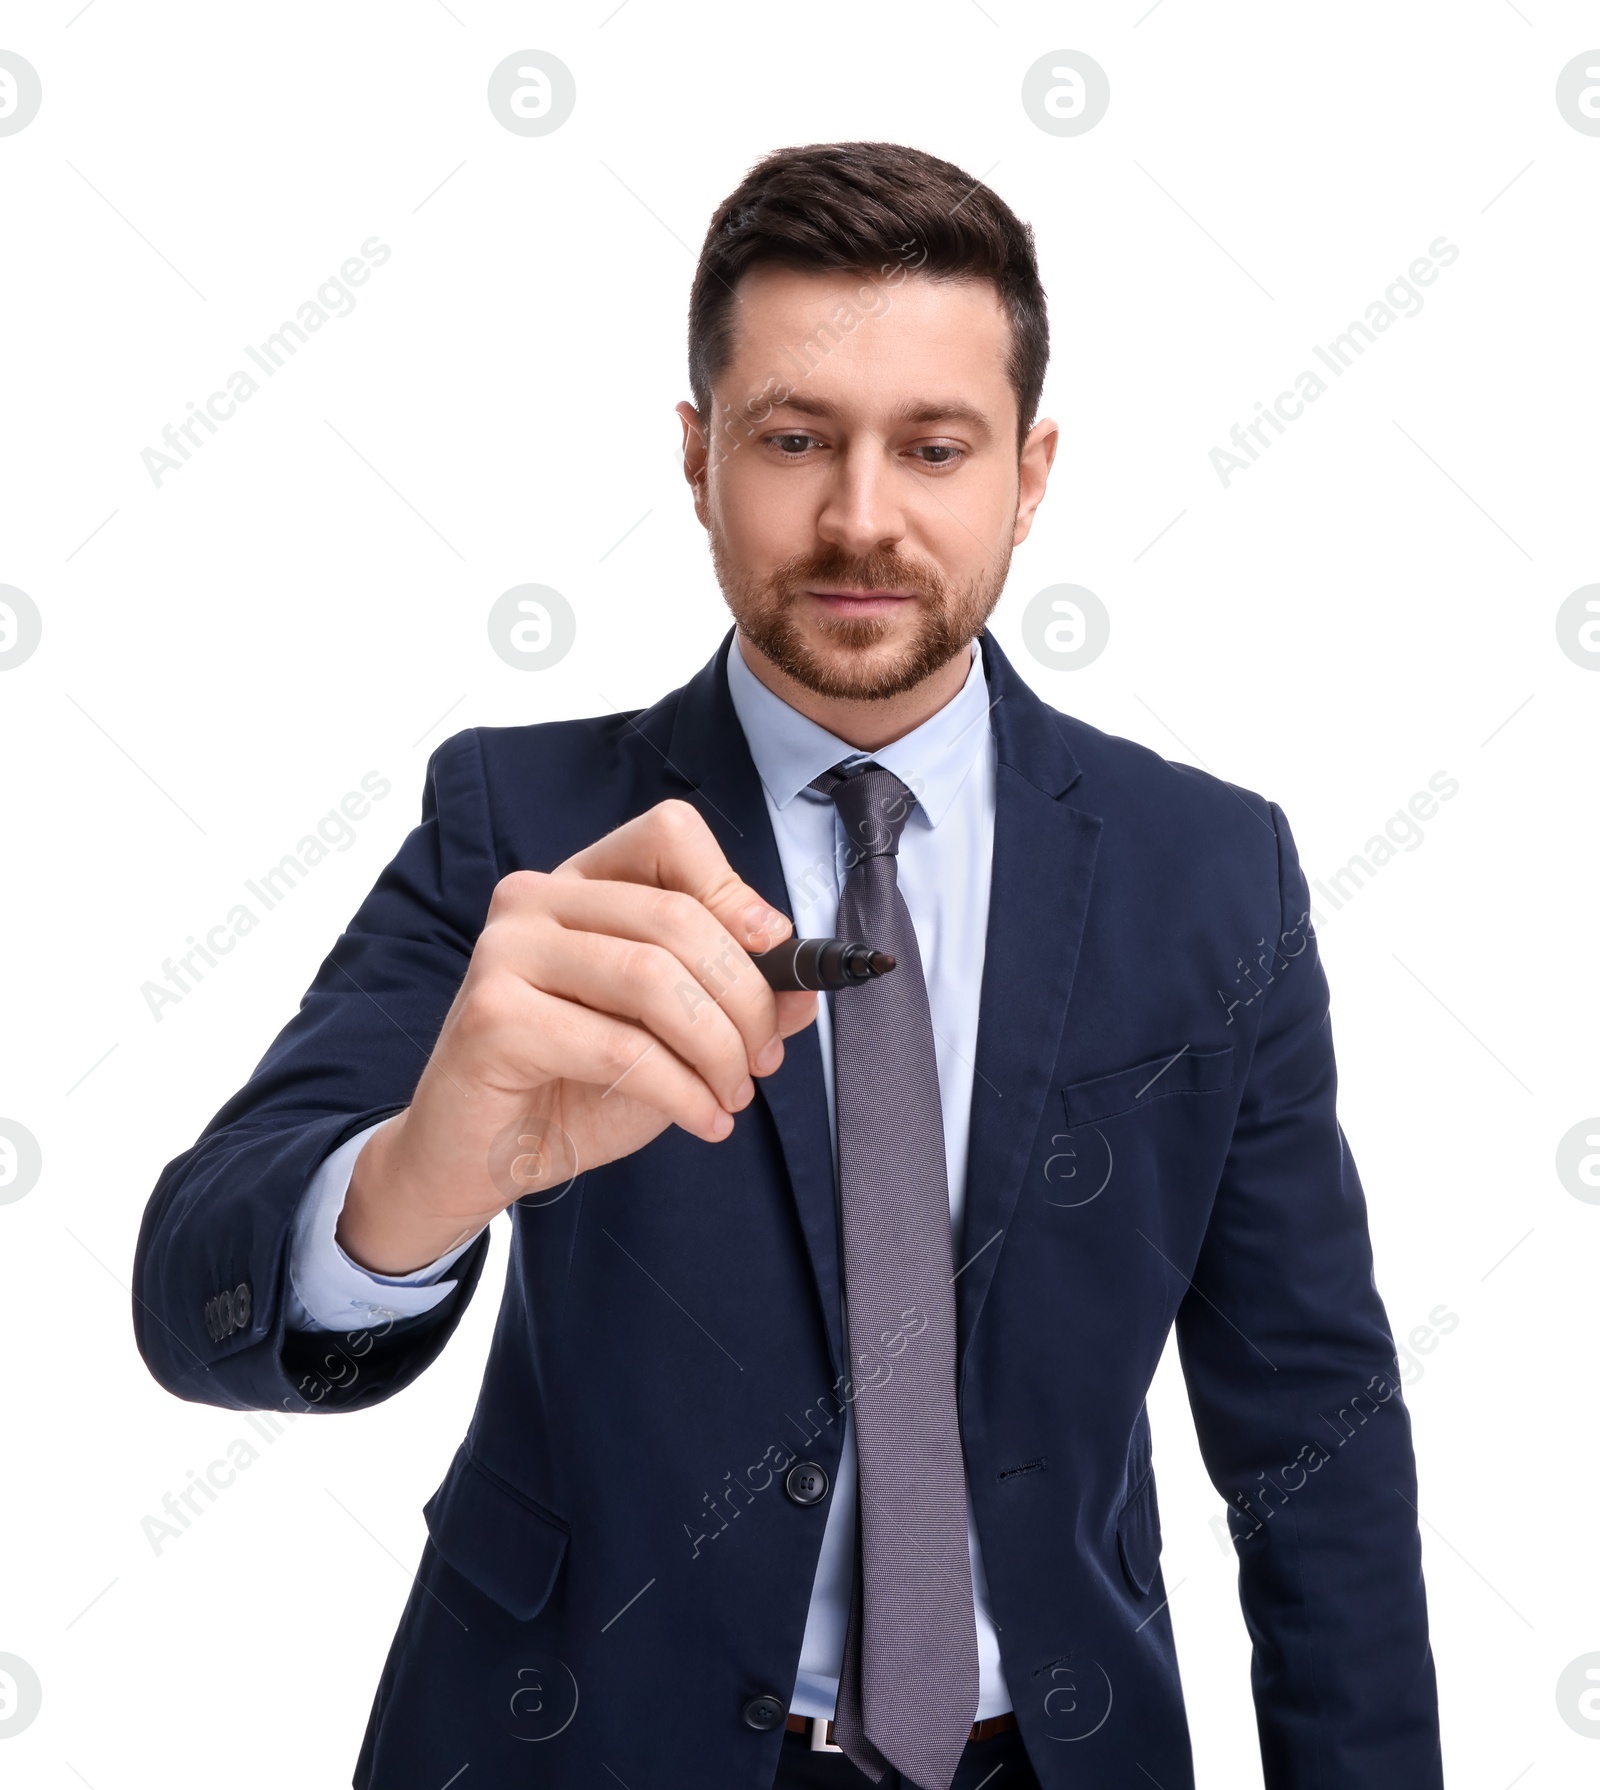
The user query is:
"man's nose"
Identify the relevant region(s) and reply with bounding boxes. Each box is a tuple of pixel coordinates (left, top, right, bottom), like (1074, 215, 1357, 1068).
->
(813, 440, 910, 558)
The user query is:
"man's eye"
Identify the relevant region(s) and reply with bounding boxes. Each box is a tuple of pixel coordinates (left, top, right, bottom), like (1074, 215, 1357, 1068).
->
(912, 444, 962, 466)
(770, 434, 816, 455)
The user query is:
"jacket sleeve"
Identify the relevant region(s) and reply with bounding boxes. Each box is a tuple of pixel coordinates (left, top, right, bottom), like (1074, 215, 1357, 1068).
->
(131, 729, 502, 1416)
(1174, 800, 1443, 1789)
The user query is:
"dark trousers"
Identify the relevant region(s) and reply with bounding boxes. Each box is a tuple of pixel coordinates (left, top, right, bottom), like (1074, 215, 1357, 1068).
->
(772, 1722, 1041, 1789)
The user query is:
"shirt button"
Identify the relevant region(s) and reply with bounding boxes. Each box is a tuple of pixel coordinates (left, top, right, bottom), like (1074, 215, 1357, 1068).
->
(784, 1461, 830, 1507)
(742, 1693, 787, 1731)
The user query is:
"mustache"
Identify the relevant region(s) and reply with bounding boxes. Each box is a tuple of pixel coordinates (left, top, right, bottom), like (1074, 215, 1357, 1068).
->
(767, 549, 945, 600)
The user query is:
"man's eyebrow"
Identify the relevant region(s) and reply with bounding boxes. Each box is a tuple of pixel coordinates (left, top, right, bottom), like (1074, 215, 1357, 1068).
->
(747, 391, 995, 437)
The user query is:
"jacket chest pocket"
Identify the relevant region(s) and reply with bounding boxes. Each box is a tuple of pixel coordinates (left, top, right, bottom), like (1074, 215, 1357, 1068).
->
(1061, 1043, 1234, 1128)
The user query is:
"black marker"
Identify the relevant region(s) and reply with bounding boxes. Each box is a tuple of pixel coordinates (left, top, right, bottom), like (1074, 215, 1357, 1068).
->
(751, 936, 897, 991)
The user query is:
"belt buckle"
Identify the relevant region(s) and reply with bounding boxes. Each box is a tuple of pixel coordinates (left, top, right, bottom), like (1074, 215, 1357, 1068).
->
(810, 1717, 844, 1753)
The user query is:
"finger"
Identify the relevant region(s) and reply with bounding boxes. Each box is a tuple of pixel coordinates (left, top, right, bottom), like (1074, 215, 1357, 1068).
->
(506, 874, 788, 1074)
(520, 927, 758, 1113)
(553, 799, 793, 952)
(472, 977, 738, 1142)
(773, 989, 819, 1041)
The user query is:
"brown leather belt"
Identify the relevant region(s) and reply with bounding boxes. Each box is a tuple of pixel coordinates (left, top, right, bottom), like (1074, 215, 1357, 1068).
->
(784, 1711, 1016, 1751)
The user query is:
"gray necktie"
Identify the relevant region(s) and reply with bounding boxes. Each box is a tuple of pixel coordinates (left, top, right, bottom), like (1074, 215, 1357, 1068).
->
(813, 761, 979, 1790)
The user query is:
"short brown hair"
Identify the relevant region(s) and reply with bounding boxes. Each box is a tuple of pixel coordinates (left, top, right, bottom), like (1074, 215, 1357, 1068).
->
(688, 141, 1049, 454)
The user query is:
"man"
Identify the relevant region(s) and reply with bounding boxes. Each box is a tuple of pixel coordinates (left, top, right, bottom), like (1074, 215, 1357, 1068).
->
(133, 142, 1443, 1789)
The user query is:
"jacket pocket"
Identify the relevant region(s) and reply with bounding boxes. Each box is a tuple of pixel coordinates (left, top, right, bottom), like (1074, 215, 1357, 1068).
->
(1115, 1468, 1163, 1598)
(1062, 1043, 1234, 1128)
(422, 1444, 569, 1622)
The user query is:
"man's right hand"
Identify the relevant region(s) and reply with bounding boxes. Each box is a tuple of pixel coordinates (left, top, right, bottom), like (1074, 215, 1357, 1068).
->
(335, 799, 819, 1275)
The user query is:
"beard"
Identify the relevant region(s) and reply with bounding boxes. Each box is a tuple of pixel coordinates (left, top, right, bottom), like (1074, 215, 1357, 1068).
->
(710, 524, 1012, 703)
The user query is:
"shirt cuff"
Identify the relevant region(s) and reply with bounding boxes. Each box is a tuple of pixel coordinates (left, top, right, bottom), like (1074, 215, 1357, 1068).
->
(284, 1119, 490, 1333)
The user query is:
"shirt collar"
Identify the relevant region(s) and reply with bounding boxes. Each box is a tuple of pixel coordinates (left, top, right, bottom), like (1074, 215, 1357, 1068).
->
(725, 629, 991, 829)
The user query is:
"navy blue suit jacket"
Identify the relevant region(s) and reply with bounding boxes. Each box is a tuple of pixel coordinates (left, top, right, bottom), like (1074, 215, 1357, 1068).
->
(133, 629, 1442, 1789)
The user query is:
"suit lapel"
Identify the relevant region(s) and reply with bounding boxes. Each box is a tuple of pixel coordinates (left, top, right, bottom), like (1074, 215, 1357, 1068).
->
(955, 634, 1102, 1385)
(661, 631, 845, 1381)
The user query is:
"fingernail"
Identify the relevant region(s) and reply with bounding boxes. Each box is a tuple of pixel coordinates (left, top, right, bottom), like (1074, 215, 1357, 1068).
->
(733, 1076, 755, 1108)
(711, 1108, 734, 1139)
(741, 901, 787, 944)
(754, 1035, 784, 1075)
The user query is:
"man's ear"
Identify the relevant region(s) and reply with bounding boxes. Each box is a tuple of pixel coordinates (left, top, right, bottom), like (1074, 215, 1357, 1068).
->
(1013, 415, 1060, 548)
(675, 400, 710, 529)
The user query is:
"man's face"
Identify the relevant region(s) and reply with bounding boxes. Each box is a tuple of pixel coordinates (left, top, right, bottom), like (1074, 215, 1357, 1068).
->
(678, 266, 1056, 703)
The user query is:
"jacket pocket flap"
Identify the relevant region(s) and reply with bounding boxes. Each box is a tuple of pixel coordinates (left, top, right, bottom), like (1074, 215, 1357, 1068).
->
(1063, 1043, 1234, 1128)
(423, 1445, 569, 1622)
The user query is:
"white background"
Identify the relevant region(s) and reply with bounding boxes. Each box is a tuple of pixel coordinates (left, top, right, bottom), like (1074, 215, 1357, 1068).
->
(1, 3, 1596, 1785)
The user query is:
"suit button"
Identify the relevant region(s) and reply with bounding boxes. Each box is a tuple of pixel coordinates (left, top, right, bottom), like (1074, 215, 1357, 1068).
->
(784, 1461, 829, 1507)
(742, 1693, 786, 1731)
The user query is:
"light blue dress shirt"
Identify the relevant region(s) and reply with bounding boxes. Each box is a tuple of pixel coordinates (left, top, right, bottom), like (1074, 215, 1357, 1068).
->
(285, 630, 1009, 1720)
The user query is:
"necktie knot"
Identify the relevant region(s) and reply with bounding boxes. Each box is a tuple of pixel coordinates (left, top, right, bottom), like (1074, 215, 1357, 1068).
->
(811, 762, 917, 868)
